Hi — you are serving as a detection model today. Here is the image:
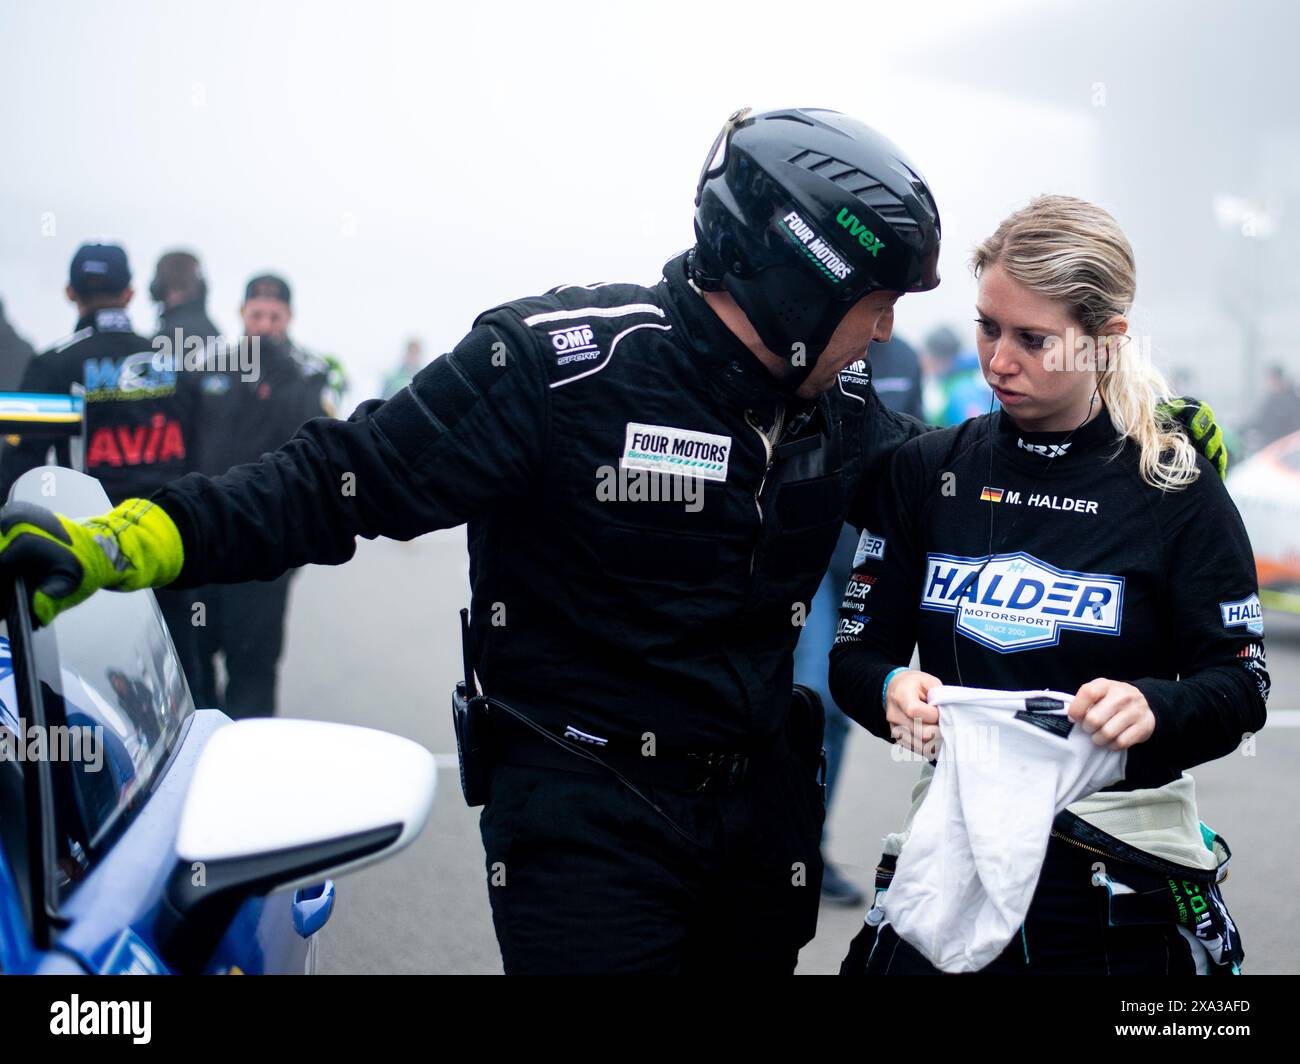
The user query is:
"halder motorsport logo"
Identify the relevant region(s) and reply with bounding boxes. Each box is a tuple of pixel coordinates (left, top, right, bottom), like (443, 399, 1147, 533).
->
(922, 551, 1125, 652)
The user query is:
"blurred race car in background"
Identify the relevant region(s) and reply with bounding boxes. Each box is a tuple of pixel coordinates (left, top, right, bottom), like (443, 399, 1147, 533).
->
(1229, 430, 1300, 614)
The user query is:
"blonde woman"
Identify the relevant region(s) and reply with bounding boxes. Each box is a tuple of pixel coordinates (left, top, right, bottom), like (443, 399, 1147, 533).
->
(830, 195, 1268, 975)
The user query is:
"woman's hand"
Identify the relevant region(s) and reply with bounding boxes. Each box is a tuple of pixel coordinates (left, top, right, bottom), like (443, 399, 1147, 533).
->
(885, 669, 943, 757)
(1066, 678, 1155, 750)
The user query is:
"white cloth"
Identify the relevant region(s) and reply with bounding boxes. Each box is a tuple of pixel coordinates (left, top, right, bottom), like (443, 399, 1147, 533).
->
(884, 684, 1126, 973)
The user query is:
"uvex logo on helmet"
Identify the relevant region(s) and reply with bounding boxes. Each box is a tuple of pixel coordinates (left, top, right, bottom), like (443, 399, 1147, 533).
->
(835, 209, 885, 257)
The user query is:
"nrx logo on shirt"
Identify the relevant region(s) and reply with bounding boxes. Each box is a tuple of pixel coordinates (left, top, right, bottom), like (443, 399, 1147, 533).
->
(922, 551, 1124, 652)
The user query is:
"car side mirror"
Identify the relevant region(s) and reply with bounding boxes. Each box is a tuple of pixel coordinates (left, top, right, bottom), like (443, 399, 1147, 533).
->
(156, 718, 436, 973)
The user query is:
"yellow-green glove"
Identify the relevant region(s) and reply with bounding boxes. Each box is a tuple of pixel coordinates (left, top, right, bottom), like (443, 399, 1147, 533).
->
(0, 498, 184, 626)
(1159, 396, 1228, 480)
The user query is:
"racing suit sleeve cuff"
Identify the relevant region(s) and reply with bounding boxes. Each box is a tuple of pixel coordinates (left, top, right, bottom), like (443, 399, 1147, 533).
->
(149, 482, 202, 589)
(1124, 677, 1178, 786)
(828, 648, 894, 742)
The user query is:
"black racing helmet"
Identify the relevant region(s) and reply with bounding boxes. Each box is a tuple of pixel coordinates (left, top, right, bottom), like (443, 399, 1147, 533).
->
(692, 107, 941, 365)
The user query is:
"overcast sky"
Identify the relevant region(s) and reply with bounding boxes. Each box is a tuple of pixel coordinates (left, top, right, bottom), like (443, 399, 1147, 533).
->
(2, 0, 1288, 407)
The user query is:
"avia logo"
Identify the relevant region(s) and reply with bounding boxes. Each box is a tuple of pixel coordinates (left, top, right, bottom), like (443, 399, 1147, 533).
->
(86, 415, 186, 469)
(835, 209, 885, 257)
(921, 551, 1124, 652)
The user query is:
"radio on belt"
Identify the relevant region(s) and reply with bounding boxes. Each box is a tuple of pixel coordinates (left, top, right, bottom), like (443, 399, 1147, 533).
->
(452, 607, 491, 807)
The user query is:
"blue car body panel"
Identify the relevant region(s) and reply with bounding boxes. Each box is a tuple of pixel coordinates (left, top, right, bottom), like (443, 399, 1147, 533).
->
(50, 711, 312, 975)
(0, 465, 328, 975)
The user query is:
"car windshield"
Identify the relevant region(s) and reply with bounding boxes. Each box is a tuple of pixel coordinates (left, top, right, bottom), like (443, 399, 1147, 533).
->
(6, 467, 194, 890)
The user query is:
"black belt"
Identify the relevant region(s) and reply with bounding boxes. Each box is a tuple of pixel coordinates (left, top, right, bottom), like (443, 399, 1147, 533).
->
(489, 709, 761, 795)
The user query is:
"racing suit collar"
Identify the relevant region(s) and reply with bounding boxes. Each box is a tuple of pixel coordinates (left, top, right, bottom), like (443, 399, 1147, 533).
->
(658, 251, 791, 410)
(995, 404, 1120, 469)
(77, 307, 135, 333)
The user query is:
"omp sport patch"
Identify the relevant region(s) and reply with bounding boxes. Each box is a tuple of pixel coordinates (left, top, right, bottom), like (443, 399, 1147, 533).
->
(1220, 593, 1264, 636)
(548, 323, 601, 367)
(921, 551, 1124, 652)
(839, 358, 871, 388)
(853, 529, 886, 566)
(621, 422, 731, 482)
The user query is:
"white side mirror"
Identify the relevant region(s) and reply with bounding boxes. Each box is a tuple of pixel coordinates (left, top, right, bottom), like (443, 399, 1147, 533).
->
(177, 718, 436, 875)
(159, 718, 436, 971)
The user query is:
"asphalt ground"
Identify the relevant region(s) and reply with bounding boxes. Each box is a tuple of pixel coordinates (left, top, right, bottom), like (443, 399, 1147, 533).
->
(275, 532, 1300, 974)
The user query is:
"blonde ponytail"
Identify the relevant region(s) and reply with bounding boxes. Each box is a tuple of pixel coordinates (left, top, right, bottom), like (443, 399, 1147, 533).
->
(972, 195, 1200, 491)
(1097, 334, 1199, 490)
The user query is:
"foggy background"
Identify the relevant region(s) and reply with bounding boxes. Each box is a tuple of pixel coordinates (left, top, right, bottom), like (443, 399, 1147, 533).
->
(4, 0, 1295, 417)
(3, 0, 1299, 975)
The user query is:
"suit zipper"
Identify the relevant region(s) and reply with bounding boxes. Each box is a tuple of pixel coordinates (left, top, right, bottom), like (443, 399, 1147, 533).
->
(745, 405, 786, 575)
(1050, 829, 1110, 859)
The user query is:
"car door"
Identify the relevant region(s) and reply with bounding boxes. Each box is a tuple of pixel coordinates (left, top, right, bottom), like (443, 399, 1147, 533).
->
(1, 466, 318, 974)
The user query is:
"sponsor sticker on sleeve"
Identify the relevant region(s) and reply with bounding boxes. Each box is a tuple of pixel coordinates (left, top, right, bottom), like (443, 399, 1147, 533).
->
(853, 529, 886, 566)
(1220, 593, 1264, 636)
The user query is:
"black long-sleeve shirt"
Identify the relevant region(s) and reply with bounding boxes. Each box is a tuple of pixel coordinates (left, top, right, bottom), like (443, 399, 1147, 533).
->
(829, 406, 1269, 790)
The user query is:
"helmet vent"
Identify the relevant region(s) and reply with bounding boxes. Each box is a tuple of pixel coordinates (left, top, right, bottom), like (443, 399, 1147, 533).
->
(788, 149, 887, 198)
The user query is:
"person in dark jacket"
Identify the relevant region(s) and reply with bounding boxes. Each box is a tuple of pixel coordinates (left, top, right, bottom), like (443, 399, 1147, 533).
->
(0, 242, 199, 503)
(793, 333, 924, 907)
(0, 297, 35, 392)
(151, 250, 221, 352)
(866, 333, 924, 422)
(149, 249, 223, 705)
(1245, 364, 1300, 455)
(183, 273, 334, 719)
(0, 297, 37, 469)
(0, 112, 1224, 975)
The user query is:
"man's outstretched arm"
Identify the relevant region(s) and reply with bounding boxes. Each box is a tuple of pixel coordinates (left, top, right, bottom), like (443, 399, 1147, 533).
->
(0, 313, 548, 621)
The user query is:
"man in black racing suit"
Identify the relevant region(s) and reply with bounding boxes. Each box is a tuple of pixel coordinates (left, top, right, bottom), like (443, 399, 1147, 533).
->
(0, 109, 1223, 974)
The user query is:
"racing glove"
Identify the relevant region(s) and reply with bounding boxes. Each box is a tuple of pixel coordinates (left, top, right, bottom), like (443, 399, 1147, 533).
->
(0, 498, 183, 626)
(1159, 395, 1227, 480)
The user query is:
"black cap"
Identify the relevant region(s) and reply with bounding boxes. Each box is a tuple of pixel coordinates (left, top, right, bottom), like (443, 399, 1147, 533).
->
(244, 273, 291, 306)
(69, 242, 131, 297)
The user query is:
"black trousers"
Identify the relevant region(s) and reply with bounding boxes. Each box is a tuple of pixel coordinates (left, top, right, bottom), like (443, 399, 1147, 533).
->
(479, 747, 826, 974)
(185, 575, 294, 719)
(840, 834, 1201, 975)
